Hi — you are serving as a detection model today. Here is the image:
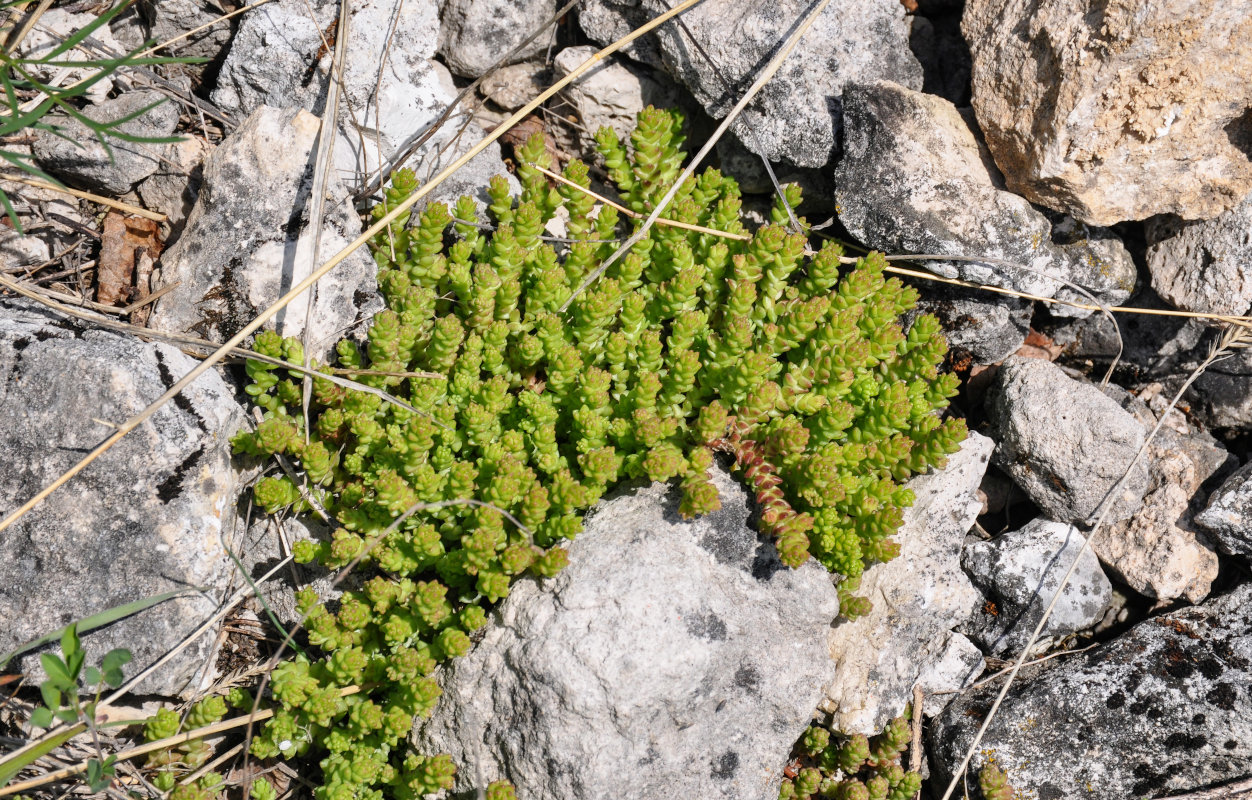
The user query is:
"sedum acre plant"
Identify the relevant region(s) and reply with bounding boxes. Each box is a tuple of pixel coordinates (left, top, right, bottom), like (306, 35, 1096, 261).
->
(781, 716, 923, 800)
(194, 107, 965, 800)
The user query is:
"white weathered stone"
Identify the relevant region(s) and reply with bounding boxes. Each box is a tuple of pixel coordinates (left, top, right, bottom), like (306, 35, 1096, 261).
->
(821, 432, 992, 734)
(438, 0, 553, 78)
(414, 465, 839, 799)
(962, 0, 1252, 225)
(211, 0, 452, 186)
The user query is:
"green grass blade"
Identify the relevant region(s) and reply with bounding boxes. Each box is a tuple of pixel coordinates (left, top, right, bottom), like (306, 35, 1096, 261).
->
(0, 589, 200, 670)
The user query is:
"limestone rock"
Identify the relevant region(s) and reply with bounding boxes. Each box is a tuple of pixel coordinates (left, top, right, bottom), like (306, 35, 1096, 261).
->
(211, 0, 450, 184)
(413, 465, 839, 799)
(821, 433, 991, 734)
(577, 0, 921, 169)
(930, 581, 1252, 799)
(986, 357, 1151, 524)
(552, 47, 684, 156)
(0, 298, 244, 696)
(962, 0, 1252, 225)
(914, 633, 985, 718)
(961, 518, 1112, 657)
(1096, 447, 1219, 603)
(835, 81, 1136, 318)
(1196, 461, 1252, 558)
(149, 106, 378, 358)
(1146, 190, 1252, 316)
(32, 90, 179, 194)
(479, 61, 548, 111)
(111, 0, 235, 61)
(438, 0, 554, 78)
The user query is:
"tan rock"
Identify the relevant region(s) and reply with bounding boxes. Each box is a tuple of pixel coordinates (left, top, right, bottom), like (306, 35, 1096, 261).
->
(963, 0, 1252, 225)
(1094, 448, 1219, 603)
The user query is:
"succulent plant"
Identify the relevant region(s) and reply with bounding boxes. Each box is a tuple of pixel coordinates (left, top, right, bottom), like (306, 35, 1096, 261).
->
(158, 106, 965, 800)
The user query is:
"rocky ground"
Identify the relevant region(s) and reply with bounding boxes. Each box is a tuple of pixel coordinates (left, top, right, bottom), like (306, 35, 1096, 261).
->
(1, 0, 1251, 798)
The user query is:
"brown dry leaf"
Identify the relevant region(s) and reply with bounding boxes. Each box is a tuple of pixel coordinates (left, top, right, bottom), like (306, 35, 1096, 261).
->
(497, 114, 564, 170)
(1014, 328, 1064, 361)
(97, 211, 163, 307)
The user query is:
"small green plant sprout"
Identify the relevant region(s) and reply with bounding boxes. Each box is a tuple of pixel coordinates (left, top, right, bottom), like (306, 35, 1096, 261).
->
(0, 0, 190, 229)
(220, 106, 965, 800)
(977, 760, 1020, 800)
(23, 624, 129, 793)
(28, 623, 130, 731)
(140, 696, 230, 792)
(780, 716, 922, 800)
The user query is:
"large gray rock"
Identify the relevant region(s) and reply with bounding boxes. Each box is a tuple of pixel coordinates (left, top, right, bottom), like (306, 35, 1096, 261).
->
(578, 0, 921, 169)
(962, 0, 1252, 225)
(986, 357, 1151, 525)
(32, 90, 179, 194)
(0, 299, 244, 696)
(821, 432, 992, 733)
(1147, 191, 1252, 316)
(835, 81, 1136, 317)
(413, 465, 839, 799)
(438, 0, 553, 77)
(1196, 461, 1252, 557)
(962, 518, 1112, 657)
(211, 0, 450, 183)
(930, 581, 1252, 799)
(149, 106, 378, 358)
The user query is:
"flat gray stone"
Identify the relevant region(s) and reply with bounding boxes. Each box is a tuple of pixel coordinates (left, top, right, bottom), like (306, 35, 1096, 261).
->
(0, 298, 244, 696)
(835, 81, 1136, 318)
(821, 432, 992, 733)
(412, 465, 839, 799)
(930, 581, 1252, 799)
(32, 90, 179, 194)
(987, 357, 1151, 524)
(962, 518, 1112, 657)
